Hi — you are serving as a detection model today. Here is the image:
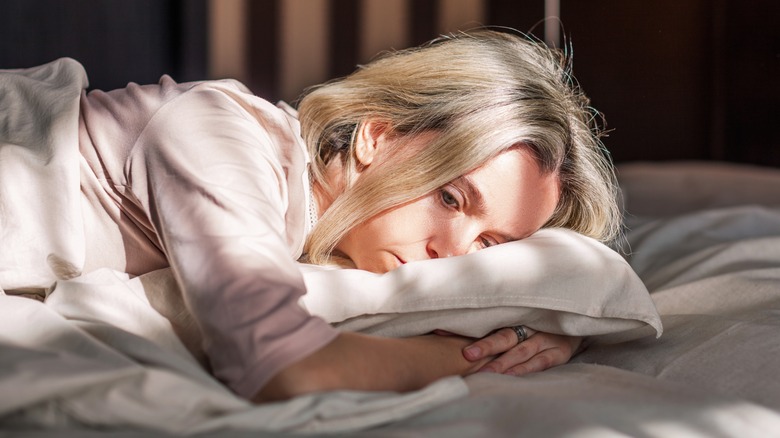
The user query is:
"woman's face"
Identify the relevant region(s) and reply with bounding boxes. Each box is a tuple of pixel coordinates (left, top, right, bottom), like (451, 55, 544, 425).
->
(335, 142, 560, 274)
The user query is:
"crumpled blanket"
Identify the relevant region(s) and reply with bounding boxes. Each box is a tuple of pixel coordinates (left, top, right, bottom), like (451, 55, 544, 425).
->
(0, 58, 88, 292)
(0, 269, 468, 434)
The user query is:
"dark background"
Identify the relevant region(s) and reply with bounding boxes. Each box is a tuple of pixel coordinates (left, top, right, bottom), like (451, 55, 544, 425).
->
(1, 0, 777, 167)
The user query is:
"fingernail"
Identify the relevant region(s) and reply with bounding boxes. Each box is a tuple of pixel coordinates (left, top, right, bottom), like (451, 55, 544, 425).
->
(478, 366, 496, 373)
(464, 346, 481, 360)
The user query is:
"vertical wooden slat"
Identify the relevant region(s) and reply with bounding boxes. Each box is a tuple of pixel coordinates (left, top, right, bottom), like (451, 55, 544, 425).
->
(279, 0, 329, 102)
(247, 0, 280, 100)
(208, 0, 247, 82)
(721, 0, 780, 165)
(543, 0, 560, 47)
(437, 0, 486, 35)
(487, 0, 545, 39)
(360, 0, 409, 63)
(171, 0, 208, 82)
(708, 0, 727, 161)
(329, 0, 361, 79)
(410, 0, 438, 46)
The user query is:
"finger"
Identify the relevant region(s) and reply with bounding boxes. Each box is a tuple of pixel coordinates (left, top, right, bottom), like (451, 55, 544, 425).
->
(477, 337, 543, 373)
(504, 348, 569, 376)
(463, 326, 539, 361)
(463, 327, 521, 361)
(432, 329, 456, 336)
(478, 332, 574, 374)
(521, 327, 538, 341)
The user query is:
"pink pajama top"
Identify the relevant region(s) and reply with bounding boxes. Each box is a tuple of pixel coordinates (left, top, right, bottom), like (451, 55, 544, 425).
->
(0, 58, 339, 399)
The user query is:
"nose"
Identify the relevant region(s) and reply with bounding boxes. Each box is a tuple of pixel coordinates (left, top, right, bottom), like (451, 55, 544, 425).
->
(426, 224, 475, 259)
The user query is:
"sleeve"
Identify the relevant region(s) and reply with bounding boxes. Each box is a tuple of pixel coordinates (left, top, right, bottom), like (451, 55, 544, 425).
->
(123, 84, 339, 398)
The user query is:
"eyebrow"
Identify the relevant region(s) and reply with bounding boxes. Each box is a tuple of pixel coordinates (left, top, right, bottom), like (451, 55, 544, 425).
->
(456, 175, 525, 243)
(455, 175, 486, 213)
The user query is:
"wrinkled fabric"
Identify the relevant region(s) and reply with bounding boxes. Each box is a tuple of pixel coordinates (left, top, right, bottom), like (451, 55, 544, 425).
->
(299, 228, 661, 340)
(0, 275, 469, 434)
(0, 58, 88, 290)
(0, 58, 338, 398)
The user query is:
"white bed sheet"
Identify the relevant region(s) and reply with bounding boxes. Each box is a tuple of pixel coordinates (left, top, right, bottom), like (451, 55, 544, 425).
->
(4, 163, 780, 437)
(0, 271, 468, 435)
(2, 58, 779, 436)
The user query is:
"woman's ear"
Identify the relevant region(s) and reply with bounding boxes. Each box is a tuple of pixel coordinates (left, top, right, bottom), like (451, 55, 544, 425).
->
(354, 120, 389, 167)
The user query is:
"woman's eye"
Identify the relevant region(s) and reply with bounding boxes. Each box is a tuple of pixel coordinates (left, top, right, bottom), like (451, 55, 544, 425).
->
(440, 188, 460, 209)
(479, 237, 495, 249)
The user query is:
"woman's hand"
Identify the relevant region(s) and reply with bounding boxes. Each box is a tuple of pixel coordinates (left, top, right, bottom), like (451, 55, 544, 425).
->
(460, 328, 582, 376)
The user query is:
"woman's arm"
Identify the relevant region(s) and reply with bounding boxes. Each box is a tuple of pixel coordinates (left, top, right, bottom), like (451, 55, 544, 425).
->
(255, 331, 493, 402)
(119, 83, 343, 399)
(255, 329, 580, 402)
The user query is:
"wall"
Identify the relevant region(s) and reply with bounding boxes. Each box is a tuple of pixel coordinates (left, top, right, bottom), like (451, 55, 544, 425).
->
(0, 0, 207, 91)
(1, 0, 777, 166)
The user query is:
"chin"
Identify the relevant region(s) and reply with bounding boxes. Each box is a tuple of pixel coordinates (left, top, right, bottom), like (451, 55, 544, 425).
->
(365, 263, 390, 274)
(348, 249, 406, 274)
(353, 257, 392, 274)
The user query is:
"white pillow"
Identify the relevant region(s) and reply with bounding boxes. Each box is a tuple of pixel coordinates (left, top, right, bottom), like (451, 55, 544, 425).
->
(299, 228, 662, 339)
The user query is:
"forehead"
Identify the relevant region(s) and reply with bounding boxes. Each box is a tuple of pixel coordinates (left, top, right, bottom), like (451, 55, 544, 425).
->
(463, 149, 560, 241)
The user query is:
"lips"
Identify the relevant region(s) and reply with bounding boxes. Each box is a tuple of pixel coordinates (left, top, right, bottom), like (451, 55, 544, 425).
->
(393, 254, 406, 268)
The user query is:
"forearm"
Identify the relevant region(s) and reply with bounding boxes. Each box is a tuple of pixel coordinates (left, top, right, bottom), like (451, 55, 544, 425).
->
(254, 331, 487, 402)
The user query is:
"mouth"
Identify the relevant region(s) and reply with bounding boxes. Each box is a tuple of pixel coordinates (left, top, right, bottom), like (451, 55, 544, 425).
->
(393, 254, 407, 268)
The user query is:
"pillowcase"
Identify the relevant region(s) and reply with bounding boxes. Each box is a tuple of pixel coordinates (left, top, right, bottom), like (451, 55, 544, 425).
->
(299, 228, 662, 339)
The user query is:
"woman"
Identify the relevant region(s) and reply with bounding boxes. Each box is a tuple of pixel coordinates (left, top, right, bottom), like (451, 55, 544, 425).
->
(0, 30, 620, 402)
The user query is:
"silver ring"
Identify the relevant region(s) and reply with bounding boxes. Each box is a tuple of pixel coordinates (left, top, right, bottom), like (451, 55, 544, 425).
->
(511, 325, 528, 344)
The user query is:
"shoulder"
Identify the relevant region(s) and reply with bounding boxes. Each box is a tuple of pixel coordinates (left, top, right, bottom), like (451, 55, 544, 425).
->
(126, 77, 308, 172)
(152, 78, 297, 135)
(146, 79, 307, 161)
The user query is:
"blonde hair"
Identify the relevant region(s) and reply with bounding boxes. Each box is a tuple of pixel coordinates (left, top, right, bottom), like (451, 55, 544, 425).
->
(298, 29, 621, 264)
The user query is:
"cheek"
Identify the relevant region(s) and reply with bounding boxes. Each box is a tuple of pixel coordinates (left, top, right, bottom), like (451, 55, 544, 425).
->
(364, 196, 441, 242)
(387, 196, 442, 234)
(338, 210, 402, 255)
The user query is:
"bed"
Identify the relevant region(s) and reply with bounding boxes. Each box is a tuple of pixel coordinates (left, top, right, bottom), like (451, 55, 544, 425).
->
(3, 62, 780, 438)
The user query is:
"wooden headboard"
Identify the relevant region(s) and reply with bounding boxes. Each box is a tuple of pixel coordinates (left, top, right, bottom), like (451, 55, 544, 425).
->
(1, 0, 776, 167)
